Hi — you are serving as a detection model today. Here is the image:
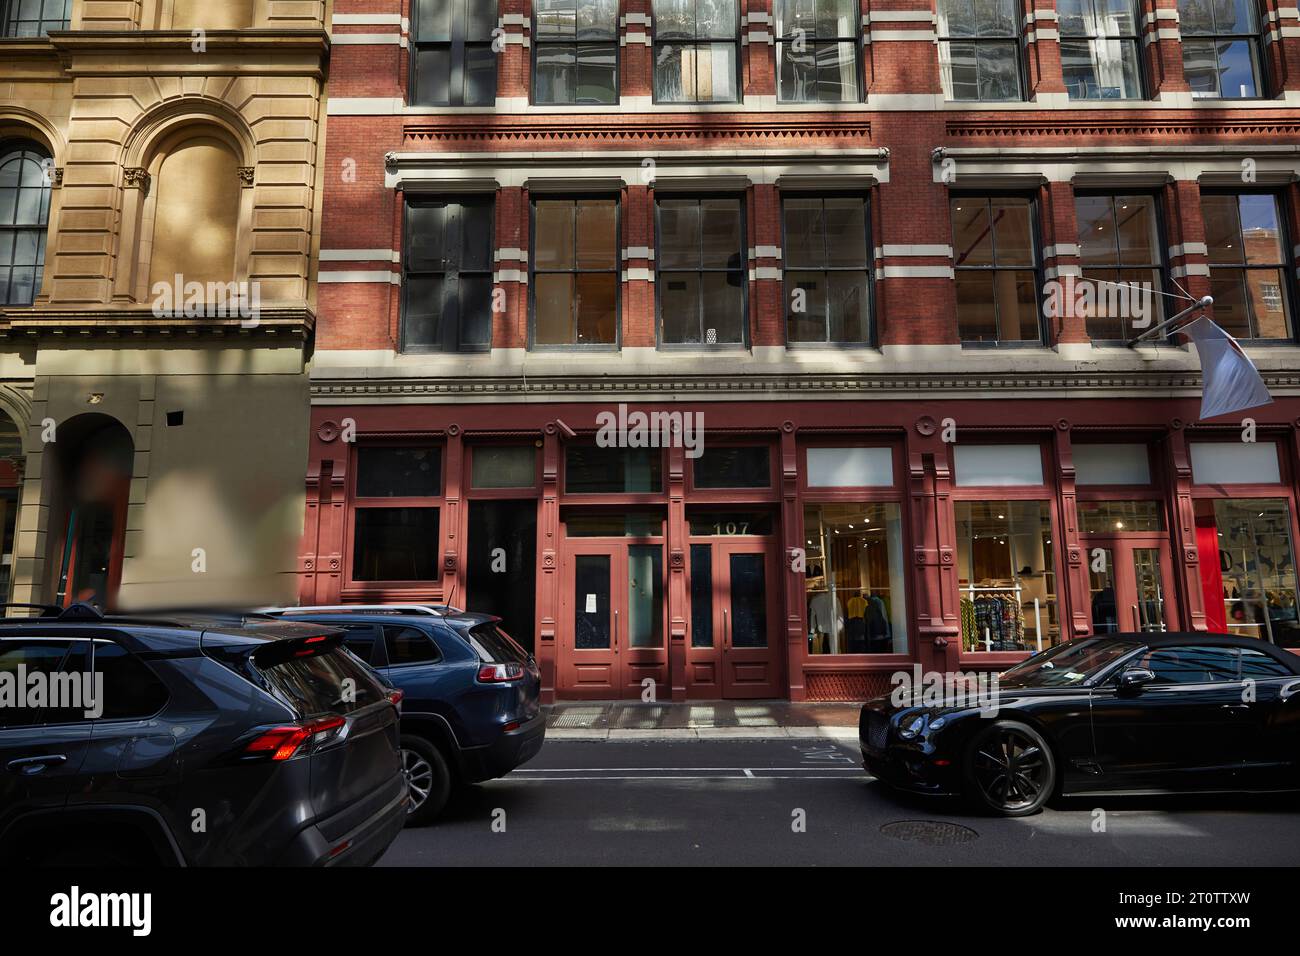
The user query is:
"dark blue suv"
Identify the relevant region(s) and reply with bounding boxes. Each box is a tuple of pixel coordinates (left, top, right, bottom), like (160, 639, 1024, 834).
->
(264, 605, 544, 824)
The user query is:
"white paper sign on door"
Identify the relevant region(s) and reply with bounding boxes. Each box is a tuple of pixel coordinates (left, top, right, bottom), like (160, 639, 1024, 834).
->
(585, 593, 597, 614)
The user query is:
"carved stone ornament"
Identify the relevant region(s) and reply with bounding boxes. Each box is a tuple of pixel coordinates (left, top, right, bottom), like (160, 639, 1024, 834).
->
(237, 166, 255, 187)
(123, 167, 151, 191)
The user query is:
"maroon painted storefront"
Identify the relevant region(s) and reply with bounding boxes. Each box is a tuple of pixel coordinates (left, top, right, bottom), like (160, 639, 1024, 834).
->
(298, 395, 1300, 703)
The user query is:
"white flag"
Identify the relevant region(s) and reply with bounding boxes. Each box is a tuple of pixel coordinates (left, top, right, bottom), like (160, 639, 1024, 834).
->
(1179, 316, 1273, 420)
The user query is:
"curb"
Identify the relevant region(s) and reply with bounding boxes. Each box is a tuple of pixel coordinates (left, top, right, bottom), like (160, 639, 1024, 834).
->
(546, 726, 859, 742)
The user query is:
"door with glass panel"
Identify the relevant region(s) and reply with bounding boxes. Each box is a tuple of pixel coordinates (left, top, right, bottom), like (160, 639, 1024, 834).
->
(1085, 536, 1178, 634)
(688, 540, 782, 699)
(561, 541, 667, 699)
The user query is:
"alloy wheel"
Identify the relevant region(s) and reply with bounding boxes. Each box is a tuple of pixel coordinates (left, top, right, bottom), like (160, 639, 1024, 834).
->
(971, 728, 1048, 812)
(401, 747, 434, 814)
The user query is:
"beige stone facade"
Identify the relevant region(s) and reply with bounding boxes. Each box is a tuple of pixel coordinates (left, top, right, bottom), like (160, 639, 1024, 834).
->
(0, 0, 328, 608)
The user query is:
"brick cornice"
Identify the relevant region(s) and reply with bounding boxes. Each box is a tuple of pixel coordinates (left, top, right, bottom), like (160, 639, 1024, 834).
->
(946, 114, 1300, 139)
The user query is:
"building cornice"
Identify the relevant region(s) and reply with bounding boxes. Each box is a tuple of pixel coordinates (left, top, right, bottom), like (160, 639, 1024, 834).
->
(0, 306, 316, 342)
(40, 30, 330, 77)
(946, 113, 1300, 139)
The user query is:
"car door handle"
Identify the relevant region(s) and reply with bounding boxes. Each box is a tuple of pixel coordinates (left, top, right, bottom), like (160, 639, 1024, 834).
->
(1221, 704, 1251, 713)
(6, 754, 67, 774)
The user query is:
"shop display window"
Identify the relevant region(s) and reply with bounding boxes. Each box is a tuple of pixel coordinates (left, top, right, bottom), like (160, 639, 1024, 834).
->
(1077, 499, 1163, 533)
(956, 500, 1060, 651)
(1202, 498, 1300, 645)
(803, 503, 908, 655)
(565, 445, 662, 493)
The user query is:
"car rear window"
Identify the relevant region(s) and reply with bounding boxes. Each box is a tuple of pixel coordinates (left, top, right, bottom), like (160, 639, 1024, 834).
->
(256, 646, 387, 719)
(463, 623, 529, 664)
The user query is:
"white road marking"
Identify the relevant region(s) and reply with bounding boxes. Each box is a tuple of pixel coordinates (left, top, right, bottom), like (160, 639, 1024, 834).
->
(515, 766, 861, 773)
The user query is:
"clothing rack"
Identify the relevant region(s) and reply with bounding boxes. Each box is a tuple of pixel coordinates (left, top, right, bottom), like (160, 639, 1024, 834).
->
(961, 583, 1043, 652)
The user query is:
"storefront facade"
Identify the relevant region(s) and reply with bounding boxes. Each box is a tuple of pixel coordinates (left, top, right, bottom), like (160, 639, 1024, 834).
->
(299, 397, 1300, 702)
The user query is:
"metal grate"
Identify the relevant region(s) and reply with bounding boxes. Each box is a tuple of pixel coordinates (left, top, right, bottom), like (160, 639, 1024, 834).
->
(880, 821, 979, 846)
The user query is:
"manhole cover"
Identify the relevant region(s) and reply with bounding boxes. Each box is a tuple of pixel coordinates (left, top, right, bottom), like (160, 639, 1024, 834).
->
(880, 820, 979, 846)
(549, 709, 605, 729)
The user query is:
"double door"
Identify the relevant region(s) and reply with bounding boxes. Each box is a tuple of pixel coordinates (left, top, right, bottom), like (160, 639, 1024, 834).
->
(1085, 536, 1179, 633)
(687, 540, 782, 699)
(560, 541, 667, 699)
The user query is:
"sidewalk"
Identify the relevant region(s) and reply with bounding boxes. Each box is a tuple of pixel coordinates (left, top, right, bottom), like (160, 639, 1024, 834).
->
(545, 701, 861, 741)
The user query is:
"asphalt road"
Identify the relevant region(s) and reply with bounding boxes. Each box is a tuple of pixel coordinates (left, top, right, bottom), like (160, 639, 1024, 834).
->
(377, 738, 1300, 866)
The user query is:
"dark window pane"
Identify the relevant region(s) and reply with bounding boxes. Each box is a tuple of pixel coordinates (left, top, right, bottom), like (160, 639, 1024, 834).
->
(576, 199, 617, 269)
(407, 203, 447, 271)
(384, 625, 441, 664)
(655, 44, 694, 101)
(536, 0, 576, 38)
(577, 44, 618, 103)
(575, 272, 618, 344)
(777, 0, 817, 36)
(941, 0, 978, 37)
(1239, 648, 1292, 678)
(661, 272, 702, 343)
(1239, 194, 1283, 263)
(944, 40, 980, 99)
(352, 508, 440, 581)
(956, 270, 997, 340)
(535, 45, 576, 102)
(777, 41, 816, 101)
(660, 200, 701, 269)
(464, 45, 498, 105)
(566, 445, 663, 493)
(413, 46, 451, 105)
(534, 273, 575, 344)
(1177, 0, 1214, 33)
(786, 271, 828, 341)
(952, 198, 993, 266)
(337, 624, 381, 665)
(1246, 267, 1290, 338)
(700, 198, 742, 267)
(824, 198, 869, 267)
(690, 544, 713, 647)
(1209, 269, 1251, 337)
(828, 271, 870, 342)
(1115, 195, 1159, 264)
(535, 201, 575, 270)
(783, 198, 825, 268)
(471, 445, 537, 488)
(94, 643, 169, 720)
(403, 276, 447, 348)
(574, 554, 611, 648)
(817, 0, 857, 36)
(468, 0, 498, 40)
(1216, 39, 1259, 98)
(460, 202, 493, 270)
(1140, 646, 1240, 684)
(701, 272, 745, 343)
(816, 41, 858, 101)
(1202, 194, 1244, 263)
(415, 0, 451, 40)
(356, 447, 442, 497)
(694, 446, 771, 488)
(991, 198, 1034, 264)
(729, 553, 768, 648)
(977, 42, 1020, 99)
(1076, 194, 1117, 264)
(577, 0, 618, 38)
(460, 275, 493, 347)
(974, 0, 1016, 35)
(0, 640, 73, 727)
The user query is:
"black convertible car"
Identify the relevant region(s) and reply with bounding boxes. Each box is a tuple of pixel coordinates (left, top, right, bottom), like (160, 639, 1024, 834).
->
(860, 633, 1300, 816)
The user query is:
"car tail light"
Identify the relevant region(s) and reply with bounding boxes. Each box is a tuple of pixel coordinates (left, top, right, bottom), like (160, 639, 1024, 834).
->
(387, 689, 403, 712)
(477, 662, 525, 683)
(244, 715, 346, 762)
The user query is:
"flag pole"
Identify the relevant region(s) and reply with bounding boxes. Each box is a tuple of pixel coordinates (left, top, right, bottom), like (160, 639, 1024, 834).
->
(1126, 295, 1214, 348)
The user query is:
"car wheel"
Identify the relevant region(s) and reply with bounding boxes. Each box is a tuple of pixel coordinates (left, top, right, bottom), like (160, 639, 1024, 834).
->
(401, 735, 452, 826)
(963, 720, 1056, 817)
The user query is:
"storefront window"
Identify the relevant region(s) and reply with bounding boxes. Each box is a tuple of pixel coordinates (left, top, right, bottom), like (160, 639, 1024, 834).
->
(1205, 498, 1299, 645)
(956, 500, 1060, 651)
(1077, 500, 1163, 533)
(564, 512, 663, 536)
(807, 446, 893, 487)
(356, 446, 442, 497)
(352, 508, 440, 581)
(565, 445, 662, 493)
(692, 446, 770, 488)
(471, 445, 537, 489)
(803, 503, 907, 655)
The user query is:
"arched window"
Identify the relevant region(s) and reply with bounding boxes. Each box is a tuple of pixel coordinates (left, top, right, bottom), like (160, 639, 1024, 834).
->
(0, 143, 52, 306)
(1, 0, 71, 36)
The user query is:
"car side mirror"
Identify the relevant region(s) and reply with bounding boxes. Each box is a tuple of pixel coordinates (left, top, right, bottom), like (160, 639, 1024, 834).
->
(1117, 667, 1156, 693)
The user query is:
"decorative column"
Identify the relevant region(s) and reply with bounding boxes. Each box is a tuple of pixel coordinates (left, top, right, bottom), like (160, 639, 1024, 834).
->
(742, 0, 775, 98)
(748, 183, 784, 346)
(1163, 426, 1208, 631)
(493, 186, 530, 350)
(442, 425, 465, 606)
(1023, 0, 1066, 99)
(537, 423, 562, 703)
(1042, 180, 1086, 347)
(907, 419, 961, 672)
(497, 0, 532, 105)
(780, 422, 806, 699)
(622, 0, 654, 102)
(622, 183, 655, 347)
(1143, 0, 1188, 95)
(667, 442, 688, 700)
(1052, 425, 1092, 638)
(1164, 179, 1212, 308)
(301, 419, 348, 603)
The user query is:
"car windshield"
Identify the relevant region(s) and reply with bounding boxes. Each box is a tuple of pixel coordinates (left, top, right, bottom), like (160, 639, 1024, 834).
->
(998, 638, 1139, 688)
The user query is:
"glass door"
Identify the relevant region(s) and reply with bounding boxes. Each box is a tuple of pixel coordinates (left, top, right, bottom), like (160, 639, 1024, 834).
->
(1084, 536, 1176, 634)
(688, 540, 782, 699)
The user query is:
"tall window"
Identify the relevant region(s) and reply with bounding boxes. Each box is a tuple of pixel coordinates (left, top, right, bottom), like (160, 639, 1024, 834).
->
(1075, 194, 1164, 340)
(532, 198, 618, 347)
(1059, 0, 1142, 99)
(656, 197, 745, 345)
(0, 144, 52, 307)
(1201, 192, 1292, 339)
(1179, 0, 1263, 98)
(351, 447, 443, 583)
(403, 197, 494, 352)
(783, 196, 872, 344)
(534, 0, 619, 104)
(774, 0, 860, 102)
(937, 0, 1023, 101)
(411, 0, 498, 106)
(952, 196, 1041, 344)
(1, 0, 70, 35)
(653, 0, 740, 103)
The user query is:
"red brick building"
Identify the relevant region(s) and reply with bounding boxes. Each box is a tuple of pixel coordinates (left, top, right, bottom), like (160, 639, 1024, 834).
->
(303, 0, 1300, 702)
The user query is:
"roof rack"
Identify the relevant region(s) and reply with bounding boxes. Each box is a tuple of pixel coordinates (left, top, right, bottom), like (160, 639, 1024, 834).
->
(260, 604, 464, 617)
(0, 602, 104, 621)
